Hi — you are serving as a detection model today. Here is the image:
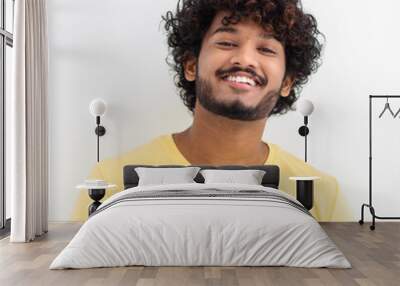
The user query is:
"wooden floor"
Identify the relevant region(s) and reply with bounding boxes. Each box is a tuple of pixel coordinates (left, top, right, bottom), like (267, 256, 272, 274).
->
(0, 222, 399, 286)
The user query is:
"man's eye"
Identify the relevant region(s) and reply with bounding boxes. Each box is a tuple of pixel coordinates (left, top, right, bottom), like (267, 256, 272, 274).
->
(259, 47, 276, 54)
(217, 42, 236, 47)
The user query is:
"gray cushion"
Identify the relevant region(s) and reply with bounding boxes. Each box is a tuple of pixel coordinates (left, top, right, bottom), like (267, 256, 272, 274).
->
(124, 165, 280, 190)
(135, 166, 201, 186)
(200, 169, 266, 185)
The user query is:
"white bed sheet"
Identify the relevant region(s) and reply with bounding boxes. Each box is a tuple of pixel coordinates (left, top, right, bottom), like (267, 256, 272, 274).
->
(50, 183, 351, 269)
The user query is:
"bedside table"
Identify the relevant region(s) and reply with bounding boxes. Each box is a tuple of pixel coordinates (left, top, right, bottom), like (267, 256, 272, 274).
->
(76, 183, 117, 216)
(289, 177, 320, 210)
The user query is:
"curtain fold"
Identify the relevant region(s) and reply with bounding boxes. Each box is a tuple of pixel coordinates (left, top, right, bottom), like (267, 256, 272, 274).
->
(10, 0, 48, 242)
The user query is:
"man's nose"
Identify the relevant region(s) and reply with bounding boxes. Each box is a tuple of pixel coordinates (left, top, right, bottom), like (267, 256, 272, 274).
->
(229, 43, 260, 70)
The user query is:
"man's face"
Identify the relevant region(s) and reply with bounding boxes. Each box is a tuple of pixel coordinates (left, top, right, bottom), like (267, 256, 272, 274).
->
(185, 11, 293, 121)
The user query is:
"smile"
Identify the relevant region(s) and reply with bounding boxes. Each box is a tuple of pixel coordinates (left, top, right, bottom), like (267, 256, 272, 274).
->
(222, 75, 260, 91)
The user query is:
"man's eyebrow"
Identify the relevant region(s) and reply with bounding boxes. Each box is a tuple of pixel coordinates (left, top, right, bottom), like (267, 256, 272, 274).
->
(211, 26, 238, 36)
(211, 26, 275, 40)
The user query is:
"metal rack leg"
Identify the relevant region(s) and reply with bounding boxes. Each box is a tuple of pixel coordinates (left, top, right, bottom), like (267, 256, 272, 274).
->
(359, 204, 366, 225)
(370, 206, 376, 231)
(359, 202, 400, 230)
(359, 203, 376, 230)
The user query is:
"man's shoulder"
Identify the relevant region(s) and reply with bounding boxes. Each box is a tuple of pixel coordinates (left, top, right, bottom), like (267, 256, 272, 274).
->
(100, 133, 179, 167)
(122, 134, 173, 162)
(268, 143, 304, 166)
(269, 143, 336, 179)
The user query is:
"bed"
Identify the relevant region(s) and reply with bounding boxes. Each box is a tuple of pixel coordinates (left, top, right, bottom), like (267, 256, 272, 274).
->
(50, 165, 351, 269)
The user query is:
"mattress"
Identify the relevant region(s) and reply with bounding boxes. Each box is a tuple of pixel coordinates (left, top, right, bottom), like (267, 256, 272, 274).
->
(50, 183, 351, 269)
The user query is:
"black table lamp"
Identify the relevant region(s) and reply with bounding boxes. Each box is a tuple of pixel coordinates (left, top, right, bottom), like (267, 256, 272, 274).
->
(89, 98, 107, 162)
(297, 99, 315, 162)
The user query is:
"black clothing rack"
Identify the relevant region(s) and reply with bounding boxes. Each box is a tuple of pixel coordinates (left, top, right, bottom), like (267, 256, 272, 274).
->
(359, 95, 400, 230)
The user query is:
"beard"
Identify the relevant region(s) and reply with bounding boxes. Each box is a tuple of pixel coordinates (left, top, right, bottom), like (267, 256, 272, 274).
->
(195, 73, 282, 121)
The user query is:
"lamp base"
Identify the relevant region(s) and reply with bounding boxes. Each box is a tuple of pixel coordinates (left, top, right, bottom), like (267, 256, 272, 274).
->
(88, 188, 106, 216)
(296, 180, 314, 210)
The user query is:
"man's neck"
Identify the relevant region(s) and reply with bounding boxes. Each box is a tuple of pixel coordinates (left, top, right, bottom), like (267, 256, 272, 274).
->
(172, 105, 269, 165)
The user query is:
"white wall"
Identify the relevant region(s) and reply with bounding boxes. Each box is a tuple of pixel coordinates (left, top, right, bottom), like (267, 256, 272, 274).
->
(48, 0, 400, 221)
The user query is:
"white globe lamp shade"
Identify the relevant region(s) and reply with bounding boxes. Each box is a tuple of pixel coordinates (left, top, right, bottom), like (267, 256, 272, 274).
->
(89, 99, 107, 117)
(297, 99, 314, 116)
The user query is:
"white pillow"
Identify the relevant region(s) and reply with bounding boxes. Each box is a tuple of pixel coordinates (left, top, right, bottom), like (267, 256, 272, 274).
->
(135, 167, 201, 186)
(200, 169, 266, 185)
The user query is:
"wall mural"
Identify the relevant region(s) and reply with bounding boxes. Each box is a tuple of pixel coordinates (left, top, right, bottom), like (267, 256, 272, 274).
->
(71, 1, 353, 222)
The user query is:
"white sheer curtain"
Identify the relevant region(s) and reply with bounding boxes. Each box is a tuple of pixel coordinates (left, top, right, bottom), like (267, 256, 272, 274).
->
(9, 0, 48, 242)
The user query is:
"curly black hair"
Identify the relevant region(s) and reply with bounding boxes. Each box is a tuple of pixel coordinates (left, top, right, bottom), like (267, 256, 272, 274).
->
(162, 0, 324, 116)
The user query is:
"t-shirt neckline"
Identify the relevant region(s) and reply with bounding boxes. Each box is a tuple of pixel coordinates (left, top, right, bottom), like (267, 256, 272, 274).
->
(166, 133, 273, 165)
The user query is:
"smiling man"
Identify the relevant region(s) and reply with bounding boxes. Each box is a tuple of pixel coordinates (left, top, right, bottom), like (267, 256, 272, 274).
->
(71, 0, 352, 222)
(171, 9, 297, 165)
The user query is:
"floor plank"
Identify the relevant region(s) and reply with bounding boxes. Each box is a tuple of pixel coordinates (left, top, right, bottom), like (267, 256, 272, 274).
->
(0, 222, 399, 286)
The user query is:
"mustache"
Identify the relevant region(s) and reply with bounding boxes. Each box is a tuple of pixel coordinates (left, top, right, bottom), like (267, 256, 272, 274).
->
(215, 66, 268, 86)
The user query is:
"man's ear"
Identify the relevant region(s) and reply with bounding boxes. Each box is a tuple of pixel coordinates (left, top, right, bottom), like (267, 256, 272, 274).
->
(184, 56, 197, 82)
(281, 75, 295, 97)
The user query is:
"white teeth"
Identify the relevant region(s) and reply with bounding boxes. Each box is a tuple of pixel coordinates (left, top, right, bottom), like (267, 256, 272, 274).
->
(226, 75, 256, 87)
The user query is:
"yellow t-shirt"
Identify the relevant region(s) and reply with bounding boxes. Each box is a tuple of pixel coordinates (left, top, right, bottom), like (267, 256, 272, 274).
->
(71, 134, 352, 222)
